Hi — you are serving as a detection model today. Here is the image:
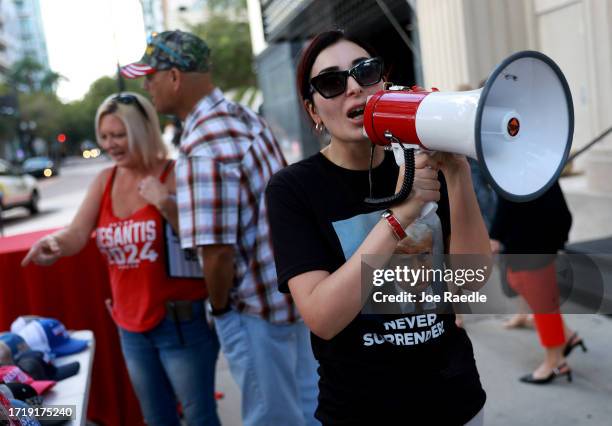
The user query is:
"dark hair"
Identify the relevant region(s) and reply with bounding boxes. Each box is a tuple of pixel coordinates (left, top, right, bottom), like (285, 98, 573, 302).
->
(296, 30, 379, 116)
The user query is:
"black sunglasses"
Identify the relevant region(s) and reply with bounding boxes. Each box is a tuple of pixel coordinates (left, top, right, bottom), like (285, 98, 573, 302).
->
(310, 57, 384, 99)
(112, 94, 149, 120)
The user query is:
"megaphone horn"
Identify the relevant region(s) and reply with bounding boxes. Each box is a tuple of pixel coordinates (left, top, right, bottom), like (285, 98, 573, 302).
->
(363, 50, 574, 206)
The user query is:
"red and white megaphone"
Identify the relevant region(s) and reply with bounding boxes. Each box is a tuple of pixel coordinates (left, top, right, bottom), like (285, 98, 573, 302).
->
(363, 50, 574, 206)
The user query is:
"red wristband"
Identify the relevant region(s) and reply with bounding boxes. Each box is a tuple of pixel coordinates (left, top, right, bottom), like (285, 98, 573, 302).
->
(382, 209, 407, 241)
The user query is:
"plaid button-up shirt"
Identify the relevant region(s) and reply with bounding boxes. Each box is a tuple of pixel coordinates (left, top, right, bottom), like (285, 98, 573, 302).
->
(176, 89, 297, 323)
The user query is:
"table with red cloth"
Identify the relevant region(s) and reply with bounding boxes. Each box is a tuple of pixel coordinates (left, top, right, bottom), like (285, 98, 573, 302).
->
(0, 229, 144, 426)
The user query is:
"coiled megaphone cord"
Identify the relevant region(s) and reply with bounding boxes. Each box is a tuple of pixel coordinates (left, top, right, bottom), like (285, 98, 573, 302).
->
(364, 144, 415, 207)
(368, 144, 375, 199)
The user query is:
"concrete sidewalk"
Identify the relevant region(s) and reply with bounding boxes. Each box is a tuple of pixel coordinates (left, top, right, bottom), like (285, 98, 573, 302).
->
(213, 315, 612, 426)
(464, 313, 612, 426)
(213, 173, 612, 426)
(466, 177, 612, 426)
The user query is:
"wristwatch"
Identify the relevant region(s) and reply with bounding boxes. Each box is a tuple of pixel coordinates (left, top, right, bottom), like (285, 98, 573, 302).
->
(205, 299, 232, 317)
(382, 209, 407, 241)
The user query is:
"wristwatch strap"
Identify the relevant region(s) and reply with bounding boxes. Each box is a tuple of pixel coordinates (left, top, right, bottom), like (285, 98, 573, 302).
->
(382, 209, 407, 241)
(210, 304, 232, 316)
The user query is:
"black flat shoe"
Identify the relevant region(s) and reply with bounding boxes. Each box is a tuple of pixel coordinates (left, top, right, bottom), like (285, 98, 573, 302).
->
(520, 363, 572, 384)
(563, 333, 587, 357)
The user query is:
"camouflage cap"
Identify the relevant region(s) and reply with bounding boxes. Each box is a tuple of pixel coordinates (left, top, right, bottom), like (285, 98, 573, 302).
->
(121, 30, 210, 78)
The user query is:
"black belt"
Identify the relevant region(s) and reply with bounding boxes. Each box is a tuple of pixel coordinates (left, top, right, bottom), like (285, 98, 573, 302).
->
(164, 299, 206, 345)
(165, 299, 206, 322)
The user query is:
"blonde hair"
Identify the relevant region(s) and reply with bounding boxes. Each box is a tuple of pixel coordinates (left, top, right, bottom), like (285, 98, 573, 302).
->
(95, 92, 167, 169)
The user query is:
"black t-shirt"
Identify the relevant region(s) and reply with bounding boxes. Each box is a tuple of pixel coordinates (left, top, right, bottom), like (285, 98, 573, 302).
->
(490, 181, 572, 270)
(266, 151, 486, 425)
(490, 180, 572, 254)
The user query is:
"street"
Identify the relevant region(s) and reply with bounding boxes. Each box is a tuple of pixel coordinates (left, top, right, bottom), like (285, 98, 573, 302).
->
(1, 156, 112, 238)
(0, 155, 244, 425)
(1, 158, 611, 425)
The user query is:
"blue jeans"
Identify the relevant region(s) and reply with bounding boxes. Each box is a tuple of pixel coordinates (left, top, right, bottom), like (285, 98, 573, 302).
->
(118, 302, 220, 426)
(214, 310, 320, 426)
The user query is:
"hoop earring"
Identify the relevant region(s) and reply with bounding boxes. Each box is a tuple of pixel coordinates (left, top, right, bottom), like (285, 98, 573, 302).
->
(315, 122, 324, 133)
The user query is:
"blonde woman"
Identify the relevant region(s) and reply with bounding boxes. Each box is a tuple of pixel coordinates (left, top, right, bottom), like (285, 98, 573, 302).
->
(22, 93, 220, 426)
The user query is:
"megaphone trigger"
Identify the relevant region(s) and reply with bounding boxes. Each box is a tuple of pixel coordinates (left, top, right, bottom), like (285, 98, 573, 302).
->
(391, 142, 422, 167)
(391, 143, 405, 166)
(420, 201, 438, 218)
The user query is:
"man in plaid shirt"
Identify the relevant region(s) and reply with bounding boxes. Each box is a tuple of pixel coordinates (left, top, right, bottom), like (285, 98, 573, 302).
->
(122, 31, 319, 426)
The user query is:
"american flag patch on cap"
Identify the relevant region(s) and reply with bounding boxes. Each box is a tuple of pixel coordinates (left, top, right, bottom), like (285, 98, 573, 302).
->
(120, 63, 156, 78)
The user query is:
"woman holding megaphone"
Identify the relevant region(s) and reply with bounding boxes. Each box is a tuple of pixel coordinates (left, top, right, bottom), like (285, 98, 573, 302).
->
(266, 30, 491, 425)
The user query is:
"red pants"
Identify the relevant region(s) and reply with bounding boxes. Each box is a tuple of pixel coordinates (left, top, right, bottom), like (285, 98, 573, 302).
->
(507, 262, 566, 348)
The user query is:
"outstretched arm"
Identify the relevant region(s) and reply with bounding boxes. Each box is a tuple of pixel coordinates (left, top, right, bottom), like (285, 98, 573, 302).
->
(438, 154, 493, 291)
(22, 168, 110, 266)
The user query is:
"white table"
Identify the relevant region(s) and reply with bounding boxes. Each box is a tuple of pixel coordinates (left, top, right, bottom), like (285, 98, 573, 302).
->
(42, 330, 95, 426)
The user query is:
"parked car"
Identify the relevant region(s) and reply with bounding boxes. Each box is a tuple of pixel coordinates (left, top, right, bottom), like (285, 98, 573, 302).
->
(22, 156, 59, 179)
(0, 159, 40, 215)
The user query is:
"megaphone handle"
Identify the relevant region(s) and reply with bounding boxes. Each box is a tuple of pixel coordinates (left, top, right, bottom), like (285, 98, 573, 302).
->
(420, 201, 438, 218)
(415, 148, 438, 218)
(364, 147, 415, 207)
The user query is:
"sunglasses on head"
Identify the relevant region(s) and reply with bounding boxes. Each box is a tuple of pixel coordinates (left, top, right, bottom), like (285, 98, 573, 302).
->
(310, 57, 384, 99)
(112, 94, 149, 121)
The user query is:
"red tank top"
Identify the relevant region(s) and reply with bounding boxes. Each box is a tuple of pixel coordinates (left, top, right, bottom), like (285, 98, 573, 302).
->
(95, 161, 206, 332)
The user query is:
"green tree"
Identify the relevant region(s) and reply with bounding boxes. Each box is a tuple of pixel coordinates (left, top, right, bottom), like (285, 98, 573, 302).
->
(206, 0, 247, 13)
(18, 91, 64, 143)
(8, 57, 64, 93)
(2, 58, 67, 157)
(4, 60, 152, 158)
(59, 76, 149, 146)
(189, 4, 255, 92)
(8, 57, 41, 92)
(39, 69, 65, 93)
(0, 83, 17, 144)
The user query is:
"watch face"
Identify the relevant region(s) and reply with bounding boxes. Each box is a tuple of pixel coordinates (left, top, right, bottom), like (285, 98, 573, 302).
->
(382, 209, 392, 218)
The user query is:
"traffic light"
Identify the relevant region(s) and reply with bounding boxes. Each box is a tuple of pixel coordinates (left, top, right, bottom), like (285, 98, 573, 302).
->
(57, 133, 67, 143)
